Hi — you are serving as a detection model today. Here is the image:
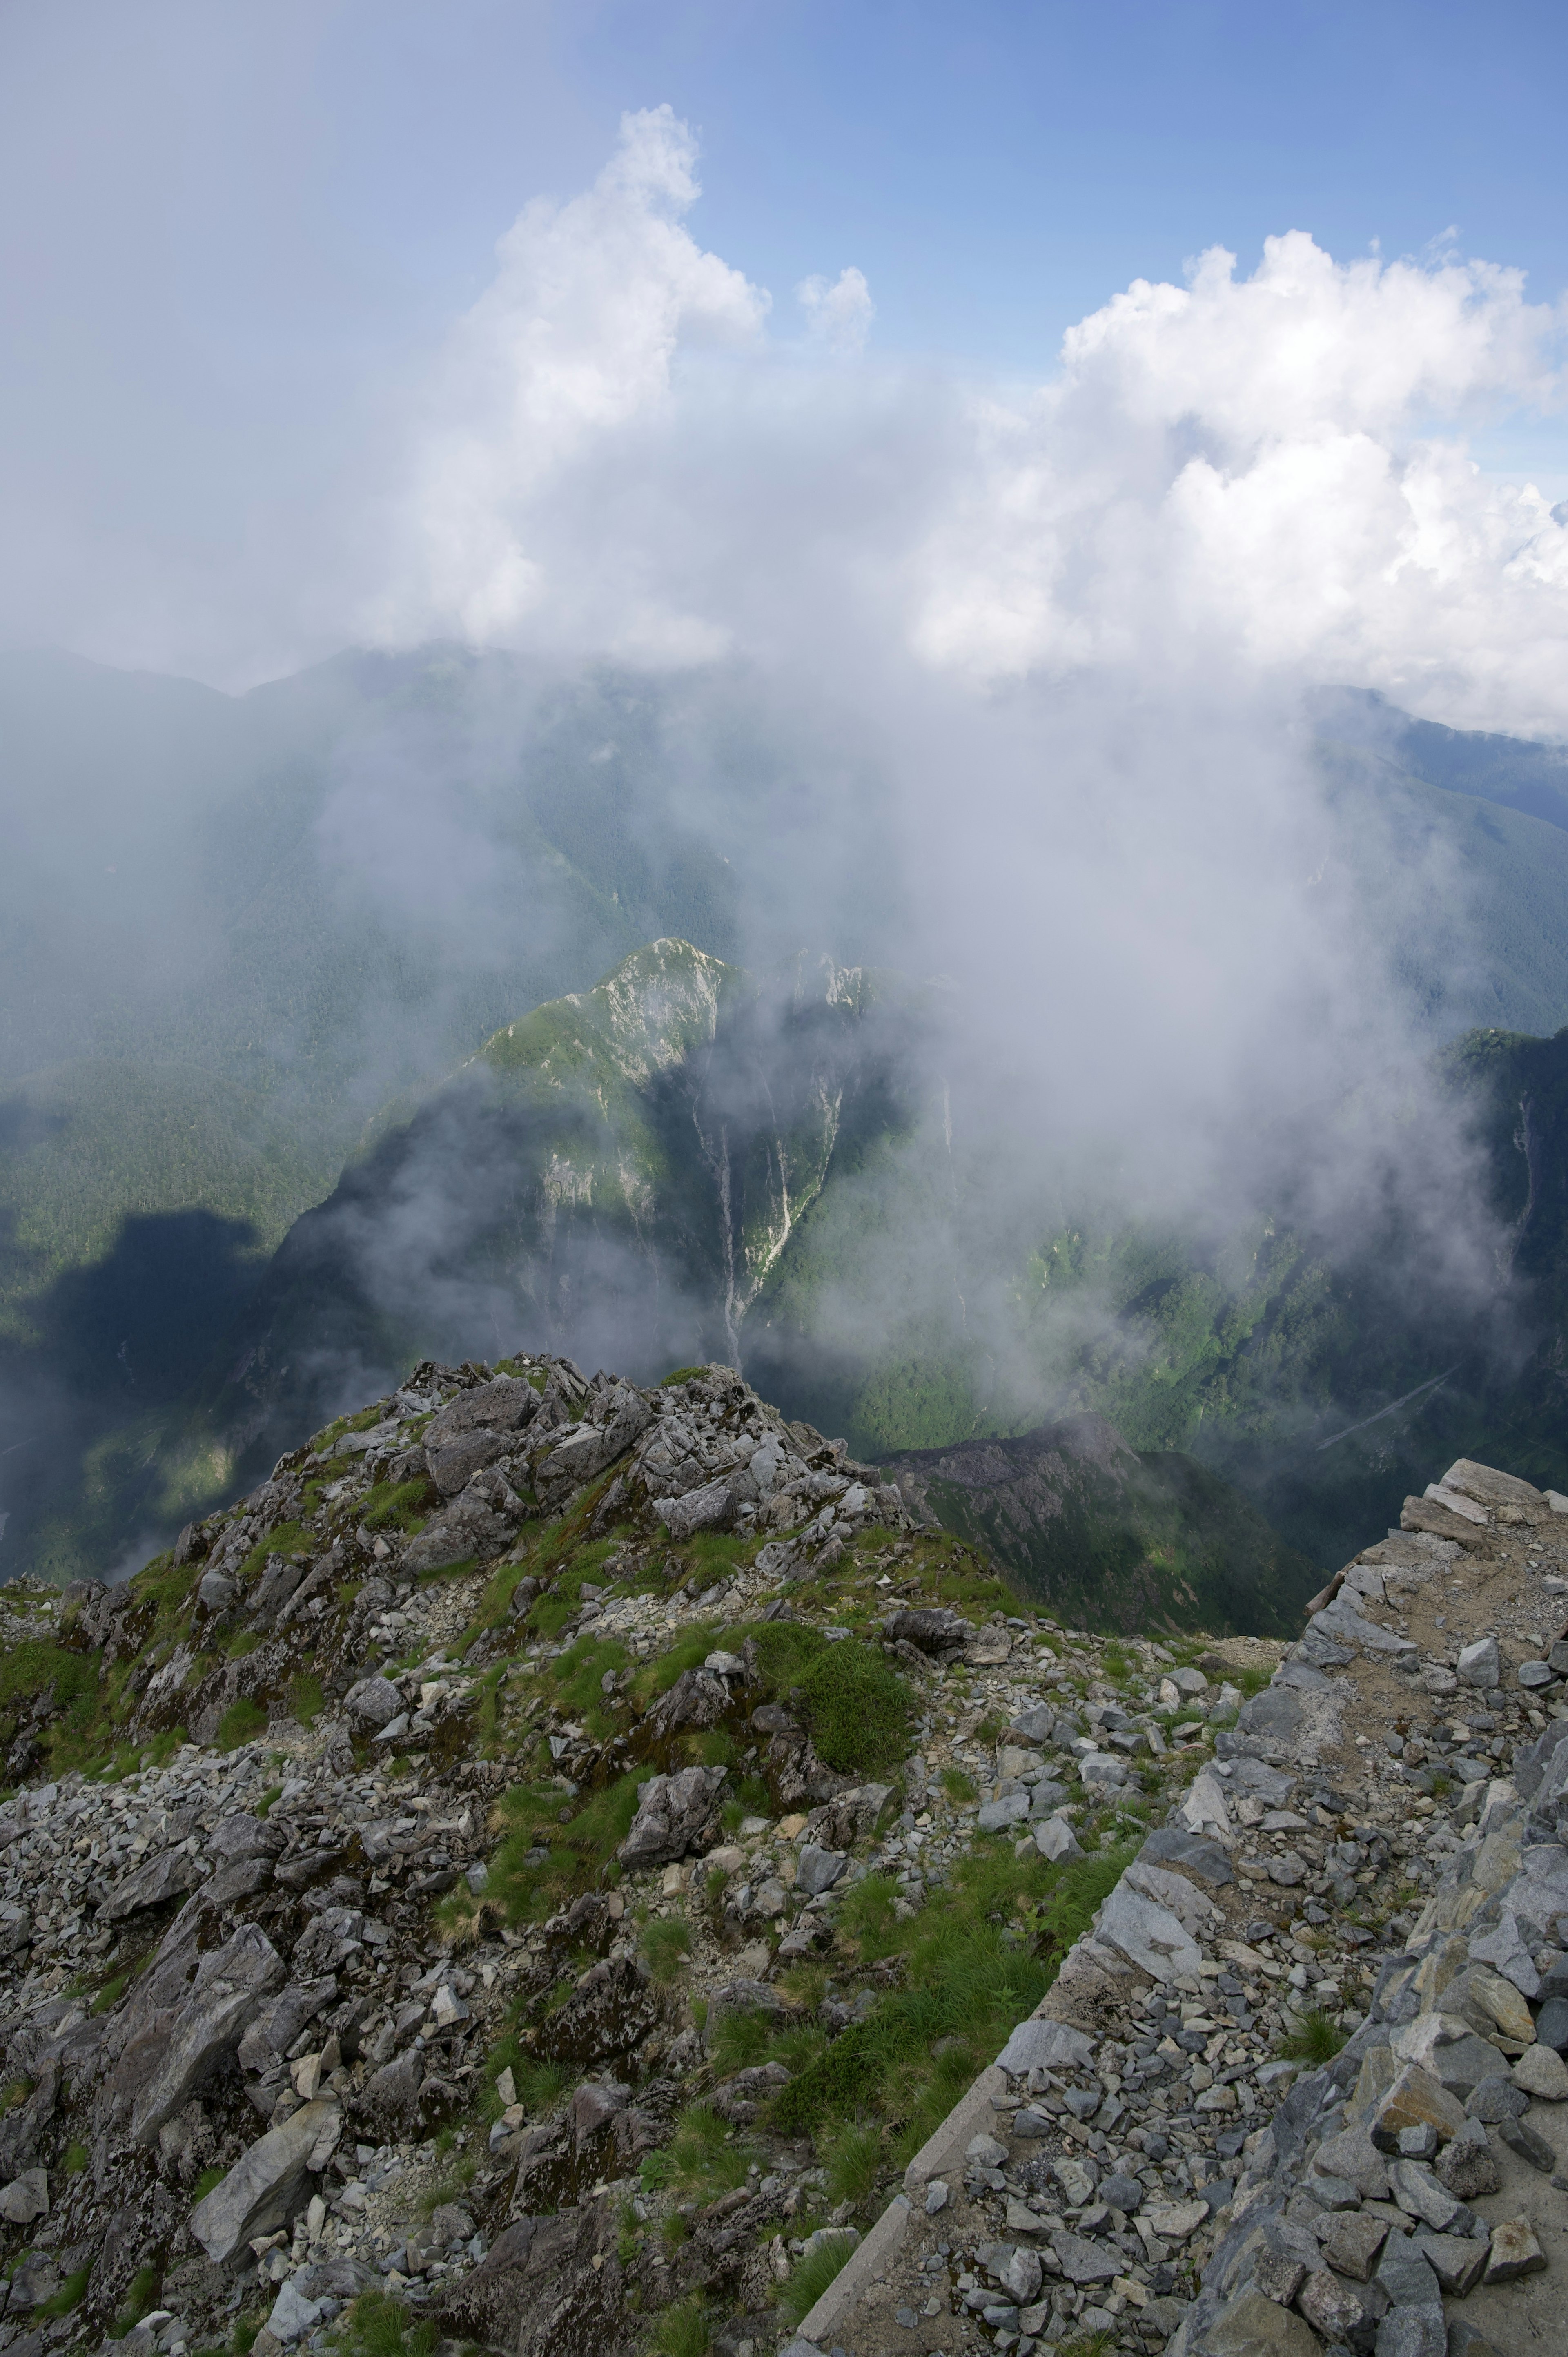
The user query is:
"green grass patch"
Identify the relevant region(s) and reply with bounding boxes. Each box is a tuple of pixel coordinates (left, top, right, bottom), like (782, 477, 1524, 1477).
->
(639, 2104, 755, 2201)
(62, 2141, 90, 2174)
(37, 2268, 90, 2317)
(113, 2263, 162, 2335)
(781, 2234, 858, 2327)
(0, 1641, 98, 1717)
(216, 1698, 268, 1751)
(286, 1672, 325, 1727)
(659, 1367, 710, 1388)
(939, 1766, 977, 1803)
(641, 1915, 694, 1987)
(1278, 2009, 1348, 2065)
(192, 2164, 227, 2201)
(256, 1783, 283, 1817)
(361, 1478, 440, 1536)
(649, 2294, 710, 2356)
(487, 1768, 655, 1920)
(823, 2120, 883, 2207)
(333, 2291, 439, 2357)
(789, 1638, 913, 1777)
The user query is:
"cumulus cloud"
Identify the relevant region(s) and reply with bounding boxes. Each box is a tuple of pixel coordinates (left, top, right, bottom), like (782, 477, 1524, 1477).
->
(796, 265, 875, 355)
(369, 145, 1568, 734)
(370, 105, 768, 657)
(913, 234, 1568, 732)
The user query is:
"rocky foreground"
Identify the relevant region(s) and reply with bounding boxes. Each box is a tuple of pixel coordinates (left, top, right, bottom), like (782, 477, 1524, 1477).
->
(0, 1359, 1561, 2357)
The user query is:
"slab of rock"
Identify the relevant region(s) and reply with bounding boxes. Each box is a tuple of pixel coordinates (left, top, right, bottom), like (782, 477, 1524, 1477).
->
(884, 1608, 971, 1655)
(1138, 1825, 1235, 1885)
(129, 1920, 284, 2144)
(1313, 2123, 1392, 2199)
(1468, 1909, 1541, 1997)
(1297, 2268, 1373, 2343)
(0, 2170, 47, 2224)
(1434, 2123, 1501, 2199)
(1204, 2285, 1321, 2354)
(187, 2099, 342, 2262)
(655, 1477, 735, 1541)
(1048, 2229, 1119, 2285)
(616, 1766, 727, 1868)
(1387, 2156, 1468, 2232)
(977, 1793, 1030, 1833)
(1094, 1881, 1204, 1979)
(98, 1845, 202, 1924)
(995, 2018, 1094, 2076)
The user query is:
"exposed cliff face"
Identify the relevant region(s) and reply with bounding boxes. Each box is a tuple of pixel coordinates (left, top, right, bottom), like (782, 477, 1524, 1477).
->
(882, 1416, 1319, 1638)
(170, 943, 922, 1516)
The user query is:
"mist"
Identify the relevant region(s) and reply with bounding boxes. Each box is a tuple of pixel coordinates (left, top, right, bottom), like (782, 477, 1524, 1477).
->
(4, 103, 1568, 1577)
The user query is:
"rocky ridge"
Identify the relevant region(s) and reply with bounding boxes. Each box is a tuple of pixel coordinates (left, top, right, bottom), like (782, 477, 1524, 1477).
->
(0, 1360, 1561, 2357)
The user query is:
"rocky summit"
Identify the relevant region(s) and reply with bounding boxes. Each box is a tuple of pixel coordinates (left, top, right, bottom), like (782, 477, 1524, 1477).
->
(0, 1359, 1564, 2357)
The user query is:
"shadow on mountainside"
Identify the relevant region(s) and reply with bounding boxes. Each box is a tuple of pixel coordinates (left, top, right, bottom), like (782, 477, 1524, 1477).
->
(0, 1205, 267, 1584)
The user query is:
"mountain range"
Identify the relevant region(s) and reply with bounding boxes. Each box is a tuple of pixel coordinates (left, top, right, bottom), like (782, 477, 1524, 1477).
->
(5, 649, 1568, 1607)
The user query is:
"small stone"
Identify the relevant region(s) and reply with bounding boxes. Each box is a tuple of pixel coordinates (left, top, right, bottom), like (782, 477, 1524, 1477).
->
(1497, 2112, 1558, 2173)
(1032, 1814, 1082, 1862)
(265, 2280, 322, 2345)
(1410, 2230, 1488, 2295)
(1370, 2063, 1466, 2151)
(1458, 1635, 1500, 1686)
(1296, 2267, 1368, 2341)
(1535, 1994, 1568, 2052)
(1048, 2230, 1119, 2285)
(1321, 2209, 1387, 2280)
(924, 2179, 949, 2214)
(1519, 1660, 1557, 1689)
(966, 2134, 1007, 2169)
(978, 1792, 1031, 1833)
(1098, 2172, 1142, 2212)
(1001, 2248, 1042, 2303)
(1396, 2123, 1437, 2159)
(1512, 2041, 1568, 2099)
(1434, 2128, 1501, 2201)
(1483, 2213, 1548, 2281)
(1466, 2075, 1529, 2122)
(1252, 2250, 1304, 2306)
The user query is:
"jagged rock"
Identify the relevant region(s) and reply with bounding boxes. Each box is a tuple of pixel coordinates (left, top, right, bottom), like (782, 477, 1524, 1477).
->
(1457, 1635, 1501, 1686)
(265, 2279, 321, 2344)
(532, 1956, 658, 2067)
(1483, 2214, 1548, 2280)
(435, 2202, 630, 2357)
(238, 1978, 339, 2076)
(187, 2099, 342, 2262)
(644, 1668, 731, 1739)
(1033, 1813, 1081, 1861)
(127, 1921, 284, 2143)
(1512, 2042, 1568, 2098)
(427, 1428, 512, 1495)
(0, 2170, 47, 2223)
(617, 1766, 727, 1867)
(884, 1608, 972, 1655)
(655, 1475, 735, 1540)
(98, 1845, 203, 1923)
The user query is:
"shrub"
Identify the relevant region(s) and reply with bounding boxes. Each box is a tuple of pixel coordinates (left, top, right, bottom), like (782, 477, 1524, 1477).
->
(333, 2292, 439, 2357)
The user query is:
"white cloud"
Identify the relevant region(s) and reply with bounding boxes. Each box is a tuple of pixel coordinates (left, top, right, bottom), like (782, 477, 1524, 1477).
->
(796, 265, 875, 355)
(912, 234, 1568, 733)
(369, 104, 768, 651)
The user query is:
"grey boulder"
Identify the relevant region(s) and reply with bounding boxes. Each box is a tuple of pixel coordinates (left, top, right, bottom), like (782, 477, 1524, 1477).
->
(129, 1920, 285, 2144)
(188, 2098, 343, 2262)
(795, 1844, 848, 1896)
(98, 1845, 203, 1924)
(617, 1767, 728, 1868)
(342, 1676, 404, 1731)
